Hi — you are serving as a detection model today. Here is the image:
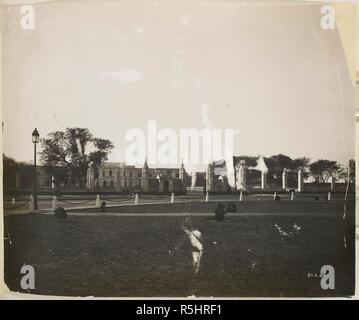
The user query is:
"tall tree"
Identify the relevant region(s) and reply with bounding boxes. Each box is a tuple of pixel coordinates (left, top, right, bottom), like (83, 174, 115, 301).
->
(265, 154, 293, 181)
(233, 155, 258, 168)
(40, 128, 114, 187)
(309, 159, 341, 183)
(292, 157, 310, 170)
(292, 157, 311, 179)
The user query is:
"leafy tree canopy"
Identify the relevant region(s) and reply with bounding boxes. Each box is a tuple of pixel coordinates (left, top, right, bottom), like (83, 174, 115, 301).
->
(40, 128, 114, 186)
(309, 159, 343, 183)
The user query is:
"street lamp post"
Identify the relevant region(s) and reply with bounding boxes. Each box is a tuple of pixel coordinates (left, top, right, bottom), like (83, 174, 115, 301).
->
(32, 128, 40, 211)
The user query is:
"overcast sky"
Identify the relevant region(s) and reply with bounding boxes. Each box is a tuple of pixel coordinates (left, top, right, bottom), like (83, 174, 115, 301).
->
(1, 1, 356, 171)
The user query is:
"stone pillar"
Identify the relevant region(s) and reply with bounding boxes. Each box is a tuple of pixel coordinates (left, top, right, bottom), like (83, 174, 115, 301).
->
(15, 172, 21, 189)
(330, 176, 336, 191)
(237, 162, 247, 190)
(282, 169, 288, 190)
(51, 174, 55, 189)
(261, 171, 268, 190)
(87, 163, 95, 189)
(298, 169, 304, 192)
(206, 164, 214, 192)
(29, 195, 34, 212)
(120, 166, 125, 190)
(96, 194, 101, 208)
(179, 162, 185, 182)
(142, 161, 149, 192)
(191, 172, 197, 188)
(52, 196, 58, 210)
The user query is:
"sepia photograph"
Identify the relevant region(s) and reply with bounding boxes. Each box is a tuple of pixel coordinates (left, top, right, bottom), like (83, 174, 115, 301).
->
(0, 0, 357, 300)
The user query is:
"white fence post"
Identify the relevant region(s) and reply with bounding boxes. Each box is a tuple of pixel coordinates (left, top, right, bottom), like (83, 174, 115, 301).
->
(205, 192, 209, 202)
(171, 193, 175, 203)
(135, 194, 139, 205)
(29, 195, 34, 212)
(52, 196, 58, 210)
(96, 194, 101, 208)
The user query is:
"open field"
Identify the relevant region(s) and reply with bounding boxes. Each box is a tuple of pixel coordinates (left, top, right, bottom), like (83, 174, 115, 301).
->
(4, 200, 355, 297)
(70, 199, 353, 216)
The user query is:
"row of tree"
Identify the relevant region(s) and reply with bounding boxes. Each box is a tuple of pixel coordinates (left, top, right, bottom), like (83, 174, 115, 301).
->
(3, 128, 114, 189)
(234, 154, 355, 184)
(3, 127, 356, 189)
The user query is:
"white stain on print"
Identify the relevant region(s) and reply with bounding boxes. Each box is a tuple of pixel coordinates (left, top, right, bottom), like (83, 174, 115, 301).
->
(274, 223, 301, 239)
(183, 226, 203, 274)
(4, 233, 12, 245)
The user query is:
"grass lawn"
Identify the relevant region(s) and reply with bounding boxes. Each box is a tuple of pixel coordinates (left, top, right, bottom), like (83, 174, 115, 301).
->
(71, 199, 353, 215)
(4, 201, 355, 297)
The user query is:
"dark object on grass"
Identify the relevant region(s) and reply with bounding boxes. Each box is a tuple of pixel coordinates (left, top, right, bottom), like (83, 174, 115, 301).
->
(274, 195, 281, 201)
(54, 207, 67, 219)
(101, 201, 107, 212)
(226, 202, 237, 213)
(215, 203, 226, 221)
